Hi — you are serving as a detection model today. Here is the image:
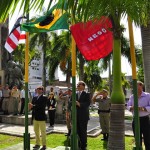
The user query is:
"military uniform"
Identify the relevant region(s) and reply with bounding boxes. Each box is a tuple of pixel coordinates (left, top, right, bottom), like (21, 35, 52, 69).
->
(2, 88, 10, 114)
(11, 88, 20, 115)
(95, 96, 111, 140)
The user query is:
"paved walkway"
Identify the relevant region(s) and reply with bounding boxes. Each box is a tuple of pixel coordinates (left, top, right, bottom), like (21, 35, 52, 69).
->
(0, 110, 133, 150)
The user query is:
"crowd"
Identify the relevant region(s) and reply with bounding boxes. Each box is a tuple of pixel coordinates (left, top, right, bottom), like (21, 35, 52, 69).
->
(1, 80, 150, 150)
(0, 84, 30, 115)
(28, 81, 90, 150)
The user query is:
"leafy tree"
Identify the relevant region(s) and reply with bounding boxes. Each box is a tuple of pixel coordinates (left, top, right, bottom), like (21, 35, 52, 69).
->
(30, 32, 51, 91)
(62, 1, 149, 149)
(84, 61, 102, 95)
(0, 1, 149, 149)
(47, 31, 72, 85)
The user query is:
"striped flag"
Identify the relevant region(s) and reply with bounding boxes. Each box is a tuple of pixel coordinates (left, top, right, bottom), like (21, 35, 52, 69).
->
(5, 16, 26, 53)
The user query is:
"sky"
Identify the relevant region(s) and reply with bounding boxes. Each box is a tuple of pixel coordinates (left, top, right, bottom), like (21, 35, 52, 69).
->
(9, 3, 142, 80)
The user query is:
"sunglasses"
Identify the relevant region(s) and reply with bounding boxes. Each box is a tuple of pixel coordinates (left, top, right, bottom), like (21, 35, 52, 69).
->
(37, 88, 43, 90)
(77, 83, 83, 86)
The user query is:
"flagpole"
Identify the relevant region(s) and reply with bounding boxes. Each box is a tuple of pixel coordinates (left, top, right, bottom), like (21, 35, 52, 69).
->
(24, 13, 30, 150)
(127, 16, 142, 150)
(71, 20, 78, 149)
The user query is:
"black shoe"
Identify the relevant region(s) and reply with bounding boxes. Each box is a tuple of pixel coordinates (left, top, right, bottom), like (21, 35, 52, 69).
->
(101, 138, 108, 141)
(65, 133, 70, 136)
(40, 146, 46, 150)
(33, 145, 40, 149)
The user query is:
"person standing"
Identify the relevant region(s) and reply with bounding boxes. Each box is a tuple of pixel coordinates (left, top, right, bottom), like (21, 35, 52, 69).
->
(11, 85, 20, 115)
(127, 81, 150, 150)
(76, 81, 90, 150)
(28, 86, 47, 150)
(19, 86, 31, 115)
(2, 84, 11, 115)
(0, 85, 3, 112)
(47, 92, 57, 127)
(92, 89, 111, 141)
(32, 88, 38, 98)
(59, 88, 72, 136)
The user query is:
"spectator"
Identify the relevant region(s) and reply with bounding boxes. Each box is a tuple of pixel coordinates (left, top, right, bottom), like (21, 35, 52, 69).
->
(19, 86, 31, 115)
(76, 81, 90, 150)
(32, 88, 38, 98)
(127, 81, 150, 150)
(47, 92, 57, 127)
(28, 86, 47, 150)
(59, 88, 72, 136)
(0, 85, 3, 112)
(11, 85, 20, 115)
(92, 89, 111, 141)
(2, 84, 10, 115)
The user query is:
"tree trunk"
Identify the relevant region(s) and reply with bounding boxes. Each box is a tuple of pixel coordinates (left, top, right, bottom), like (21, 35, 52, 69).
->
(42, 50, 46, 93)
(108, 38, 125, 149)
(79, 54, 84, 81)
(108, 59, 112, 94)
(108, 104, 125, 150)
(141, 21, 150, 92)
(66, 60, 71, 85)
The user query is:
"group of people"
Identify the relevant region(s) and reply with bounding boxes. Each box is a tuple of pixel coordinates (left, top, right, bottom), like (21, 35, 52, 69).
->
(9, 79, 148, 150)
(0, 84, 28, 115)
(29, 81, 90, 150)
(93, 81, 150, 150)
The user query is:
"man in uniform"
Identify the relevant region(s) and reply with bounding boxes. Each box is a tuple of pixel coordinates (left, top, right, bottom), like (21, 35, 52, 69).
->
(92, 89, 111, 141)
(59, 88, 72, 136)
(11, 85, 20, 115)
(2, 84, 10, 115)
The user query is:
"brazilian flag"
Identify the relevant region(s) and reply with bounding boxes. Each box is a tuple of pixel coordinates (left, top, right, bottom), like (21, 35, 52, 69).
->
(21, 2, 69, 33)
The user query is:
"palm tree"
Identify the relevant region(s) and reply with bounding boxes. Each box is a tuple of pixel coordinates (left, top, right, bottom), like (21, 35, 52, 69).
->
(84, 60, 102, 94)
(47, 31, 72, 85)
(141, 21, 150, 92)
(30, 32, 51, 91)
(62, 1, 149, 149)
(0, 1, 149, 149)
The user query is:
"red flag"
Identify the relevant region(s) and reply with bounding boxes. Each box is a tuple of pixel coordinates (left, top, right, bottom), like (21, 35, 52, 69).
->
(5, 16, 26, 53)
(70, 16, 113, 60)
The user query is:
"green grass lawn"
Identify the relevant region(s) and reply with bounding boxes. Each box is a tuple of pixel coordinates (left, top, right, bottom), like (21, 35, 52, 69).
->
(0, 133, 135, 150)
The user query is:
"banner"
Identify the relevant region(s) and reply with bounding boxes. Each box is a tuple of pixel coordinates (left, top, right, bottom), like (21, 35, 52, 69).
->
(70, 16, 113, 60)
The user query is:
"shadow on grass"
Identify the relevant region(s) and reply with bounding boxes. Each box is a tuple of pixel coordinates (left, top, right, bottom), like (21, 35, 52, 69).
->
(63, 136, 71, 149)
(103, 141, 108, 149)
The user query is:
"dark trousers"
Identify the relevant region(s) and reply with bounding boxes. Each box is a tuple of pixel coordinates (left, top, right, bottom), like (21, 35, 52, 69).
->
(132, 115, 150, 150)
(48, 110, 56, 126)
(0, 97, 3, 110)
(77, 119, 88, 150)
(20, 98, 25, 114)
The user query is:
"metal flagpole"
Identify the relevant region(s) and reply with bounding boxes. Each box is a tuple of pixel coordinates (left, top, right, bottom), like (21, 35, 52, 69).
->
(70, 21, 78, 149)
(128, 16, 142, 150)
(24, 12, 30, 150)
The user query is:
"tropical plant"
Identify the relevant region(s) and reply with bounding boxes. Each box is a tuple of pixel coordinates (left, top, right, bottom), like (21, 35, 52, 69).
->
(141, 20, 150, 91)
(62, 1, 149, 149)
(84, 61, 102, 95)
(47, 31, 72, 85)
(30, 32, 51, 91)
(0, 0, 149, 150)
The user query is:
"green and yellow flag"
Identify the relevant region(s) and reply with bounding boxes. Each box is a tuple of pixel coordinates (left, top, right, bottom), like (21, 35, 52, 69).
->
(21, 2, 69, 33)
